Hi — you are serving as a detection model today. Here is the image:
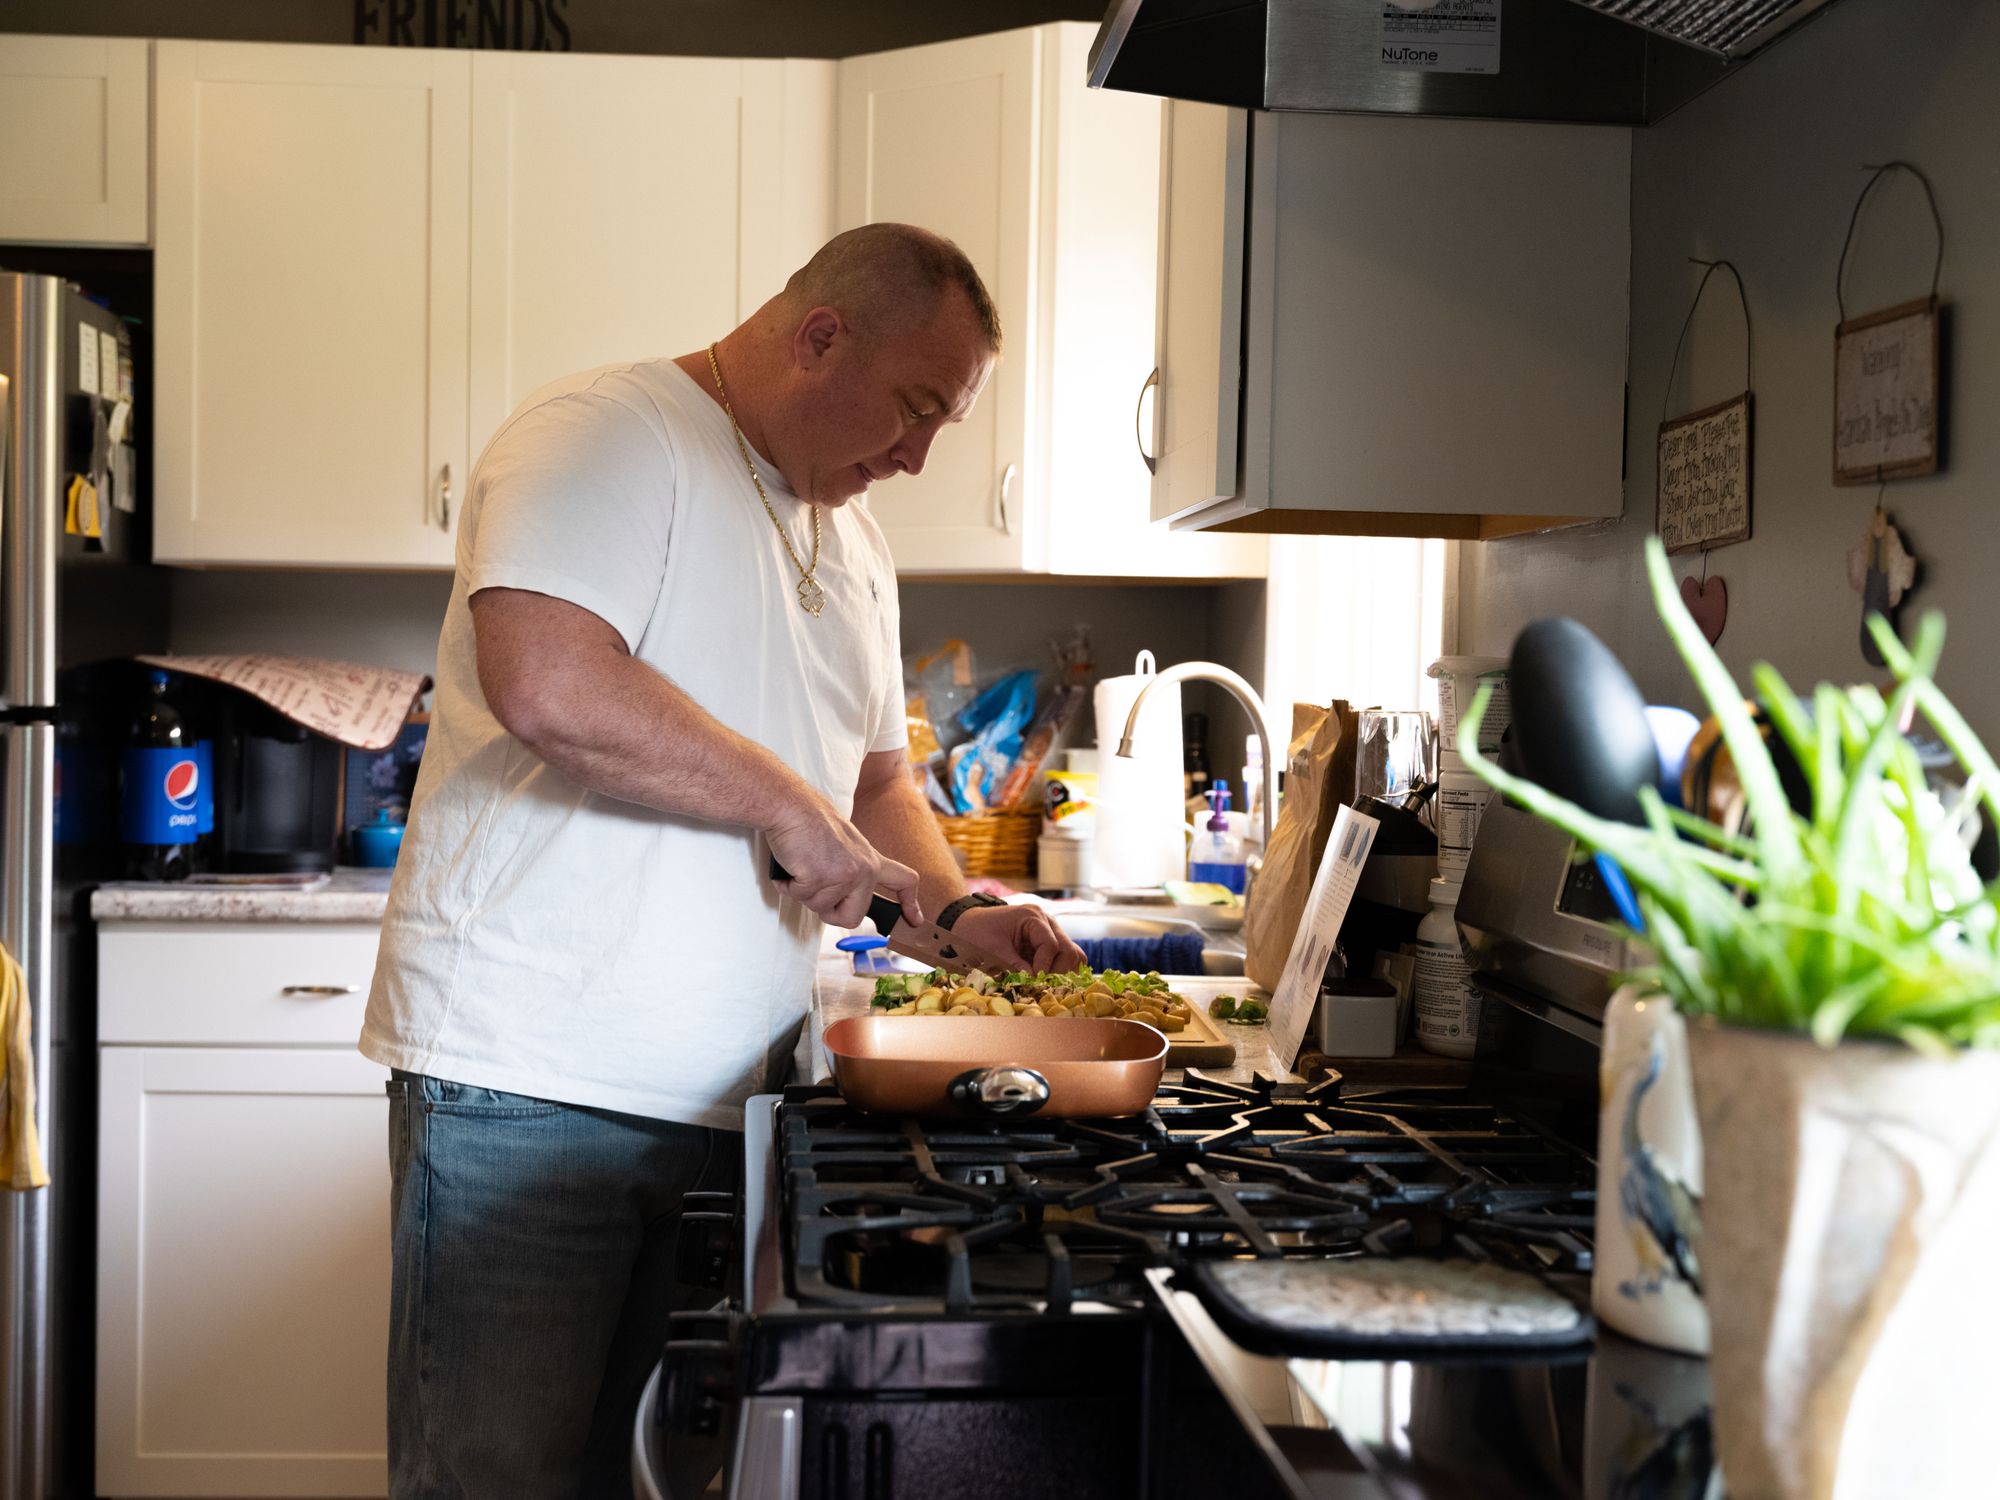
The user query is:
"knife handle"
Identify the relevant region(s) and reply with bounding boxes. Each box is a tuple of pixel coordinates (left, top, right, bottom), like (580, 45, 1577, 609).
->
(767, 857, 904, 937)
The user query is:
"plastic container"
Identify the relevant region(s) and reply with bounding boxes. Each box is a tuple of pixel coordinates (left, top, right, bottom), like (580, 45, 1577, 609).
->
(1413, 877, 1481, 1059)
(1429, 655, 1510, 765)
(1243, 735, 1265, 846)
(349, 807, 405, 868)
(1316, 979, 1400, 1058)
(1037, 832, 1095, 894)
(1188, 786, 1246, 894)
(1434, 763, 1494, 882)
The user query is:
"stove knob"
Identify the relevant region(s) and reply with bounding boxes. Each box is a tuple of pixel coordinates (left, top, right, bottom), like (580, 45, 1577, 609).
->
(660, 1310, 739, 1440)
(675, 1192, 739, 1291)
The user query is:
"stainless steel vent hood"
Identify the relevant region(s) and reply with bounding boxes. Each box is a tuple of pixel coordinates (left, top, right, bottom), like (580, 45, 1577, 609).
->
(1087, 0, 1841, 126)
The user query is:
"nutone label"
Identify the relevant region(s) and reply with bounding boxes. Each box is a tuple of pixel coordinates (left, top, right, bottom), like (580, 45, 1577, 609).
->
(1382, 0, 1501, 74)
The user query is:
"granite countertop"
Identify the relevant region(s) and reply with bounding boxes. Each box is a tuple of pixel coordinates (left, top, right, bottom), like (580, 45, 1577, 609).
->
(90, 868, 394, 923)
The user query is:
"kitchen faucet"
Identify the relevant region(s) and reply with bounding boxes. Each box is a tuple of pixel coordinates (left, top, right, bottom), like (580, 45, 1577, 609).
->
(1116, 661, 1278, 884)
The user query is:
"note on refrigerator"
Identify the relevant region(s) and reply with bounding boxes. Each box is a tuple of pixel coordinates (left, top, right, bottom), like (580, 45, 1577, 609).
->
(77, 324, 98, 396)
(99, 331, 120, 399)
(1268, 804, 1380, 1068)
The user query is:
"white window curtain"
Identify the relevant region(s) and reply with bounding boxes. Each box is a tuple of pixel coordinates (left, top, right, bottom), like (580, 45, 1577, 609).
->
(1261, 535, 1452, 727)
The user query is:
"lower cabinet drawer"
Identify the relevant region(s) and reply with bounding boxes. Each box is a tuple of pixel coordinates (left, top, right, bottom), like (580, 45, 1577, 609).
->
(98, 923, 384, 1045)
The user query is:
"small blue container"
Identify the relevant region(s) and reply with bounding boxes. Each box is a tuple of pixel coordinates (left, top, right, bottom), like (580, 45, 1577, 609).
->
(350, 808, 406, 868)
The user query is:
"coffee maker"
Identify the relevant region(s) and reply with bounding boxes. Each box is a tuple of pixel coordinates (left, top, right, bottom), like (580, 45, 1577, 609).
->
(209, 686, 343, 873)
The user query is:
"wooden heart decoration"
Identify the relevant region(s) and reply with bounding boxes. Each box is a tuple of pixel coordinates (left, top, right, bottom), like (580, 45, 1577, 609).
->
(1680, 574, 1728, 646)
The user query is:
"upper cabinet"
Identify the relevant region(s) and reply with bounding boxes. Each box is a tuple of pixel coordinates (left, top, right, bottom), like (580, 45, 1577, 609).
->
(0, 35, 149, 246)
(154, 42, 471, 568)
(1160, 106, 1631, 540)
(839, 24, 1264, 579)
(467, 53, 833, 449)
(152, 42, 834, 569)
(837, 30, 1035, 573)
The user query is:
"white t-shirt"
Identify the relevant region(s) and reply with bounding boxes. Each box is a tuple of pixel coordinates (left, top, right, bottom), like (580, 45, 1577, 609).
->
(359, 360, 905, 1130)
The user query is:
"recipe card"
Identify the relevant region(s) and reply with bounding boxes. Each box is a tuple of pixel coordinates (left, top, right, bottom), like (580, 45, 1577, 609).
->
(1269, 804, 1380, 1067)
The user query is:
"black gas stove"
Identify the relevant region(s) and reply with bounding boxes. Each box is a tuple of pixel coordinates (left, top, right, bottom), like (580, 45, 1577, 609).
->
(633, 1068, 1721, 1500)
(777, 1071, 1596, 1322)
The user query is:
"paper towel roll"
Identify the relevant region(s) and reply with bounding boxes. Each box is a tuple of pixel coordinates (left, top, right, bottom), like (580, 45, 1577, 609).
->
(1093, 651, 1185, 890)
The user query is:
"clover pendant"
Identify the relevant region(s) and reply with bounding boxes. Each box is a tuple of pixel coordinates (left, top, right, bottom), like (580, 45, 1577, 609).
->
(797, 575, 826, 616)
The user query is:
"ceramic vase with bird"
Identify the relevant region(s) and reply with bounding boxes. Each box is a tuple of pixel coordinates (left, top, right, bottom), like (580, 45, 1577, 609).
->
(1594, 986, 1709, 1355)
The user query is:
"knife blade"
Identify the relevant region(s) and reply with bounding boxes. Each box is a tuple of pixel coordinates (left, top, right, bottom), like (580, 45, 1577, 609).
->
(768, 860, 1023, 976)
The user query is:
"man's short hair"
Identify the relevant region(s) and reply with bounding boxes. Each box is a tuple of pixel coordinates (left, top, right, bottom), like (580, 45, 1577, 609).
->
(785, 223, 1002, 356)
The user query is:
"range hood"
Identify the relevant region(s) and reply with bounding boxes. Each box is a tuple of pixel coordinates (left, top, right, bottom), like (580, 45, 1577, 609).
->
(1087, 0, 1842, 126)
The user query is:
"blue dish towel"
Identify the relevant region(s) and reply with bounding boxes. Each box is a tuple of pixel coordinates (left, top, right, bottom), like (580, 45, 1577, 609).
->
(1074, 933, 1205, 976)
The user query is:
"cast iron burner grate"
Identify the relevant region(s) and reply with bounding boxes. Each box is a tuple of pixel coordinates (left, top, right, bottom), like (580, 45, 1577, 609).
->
(777, 1072, 1596, 1317)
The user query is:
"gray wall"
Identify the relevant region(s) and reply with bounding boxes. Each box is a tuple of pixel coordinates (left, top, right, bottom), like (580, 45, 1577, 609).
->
(1458, 0, 2000, 737)
(170, 572, 1252, 777)
(169, 571, 455, 678)
(2, 0, 1098, 55)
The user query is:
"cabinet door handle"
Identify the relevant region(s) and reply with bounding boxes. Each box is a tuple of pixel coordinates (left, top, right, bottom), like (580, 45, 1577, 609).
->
(437, 464, 453, 532)
(1135, 367, 1160, 475)
(997, 461, 1018, 536)
(282, 984, 359, 998)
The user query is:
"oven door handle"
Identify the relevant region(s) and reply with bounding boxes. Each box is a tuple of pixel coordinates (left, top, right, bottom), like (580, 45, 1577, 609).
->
(635, 1360, 804, 1500)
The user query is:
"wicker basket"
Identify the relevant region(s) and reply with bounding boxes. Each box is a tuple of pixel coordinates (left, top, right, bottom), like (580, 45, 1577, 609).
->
(934, 804, 1041, 880)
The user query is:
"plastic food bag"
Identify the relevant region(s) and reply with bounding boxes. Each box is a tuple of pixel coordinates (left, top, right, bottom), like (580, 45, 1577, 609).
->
(947, 669, 1039, 813)
(909, 639, 978, 754)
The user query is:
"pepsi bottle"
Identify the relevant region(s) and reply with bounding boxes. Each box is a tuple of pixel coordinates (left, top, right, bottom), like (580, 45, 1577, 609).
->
(120, 669, 211, 881)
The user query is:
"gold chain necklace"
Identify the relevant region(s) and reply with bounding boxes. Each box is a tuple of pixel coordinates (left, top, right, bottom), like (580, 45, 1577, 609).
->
(707, 344, 825, 617)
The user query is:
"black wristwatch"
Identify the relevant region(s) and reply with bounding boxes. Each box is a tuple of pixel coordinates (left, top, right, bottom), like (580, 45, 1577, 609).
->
(936, 892, 1006, 930)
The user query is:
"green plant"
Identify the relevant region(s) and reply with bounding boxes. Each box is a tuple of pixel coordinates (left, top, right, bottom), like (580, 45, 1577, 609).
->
(1455, 536, 2000, 1054)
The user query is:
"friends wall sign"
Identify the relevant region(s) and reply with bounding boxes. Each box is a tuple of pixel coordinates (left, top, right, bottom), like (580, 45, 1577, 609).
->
(355, 0, 573, 50)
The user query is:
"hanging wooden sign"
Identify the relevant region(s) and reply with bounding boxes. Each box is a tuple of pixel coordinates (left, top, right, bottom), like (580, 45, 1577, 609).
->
(1656, 259, 1754, 556)
(1659, 395, 1752, 554)
(1833, 163, 1945, 485)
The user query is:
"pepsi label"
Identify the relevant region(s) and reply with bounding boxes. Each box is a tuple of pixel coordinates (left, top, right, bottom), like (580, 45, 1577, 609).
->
(194, 740, 215, 835)
(120, 746, 209, 845)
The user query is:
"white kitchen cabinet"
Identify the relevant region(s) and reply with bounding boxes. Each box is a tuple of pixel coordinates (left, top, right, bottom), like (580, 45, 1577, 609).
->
(151, 41, 836, 569)
(98, 922, 390, 1497)
(1148, 101, 1247, 525)
(839, 24, 1264, 579)
(0, 34, 150, 245)
(153, 41, 470, 568)
(97, 1045, 390, 1498)
(1162, 110, 1631, 540)
(468, 52, 834, 452)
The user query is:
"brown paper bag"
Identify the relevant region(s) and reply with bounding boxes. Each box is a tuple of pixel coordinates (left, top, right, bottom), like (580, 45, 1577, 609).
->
(1244, 700, 1358, 992)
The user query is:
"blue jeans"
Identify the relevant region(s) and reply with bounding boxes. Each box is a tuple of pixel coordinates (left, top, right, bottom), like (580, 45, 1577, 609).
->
(386, 1071, 736, 1499)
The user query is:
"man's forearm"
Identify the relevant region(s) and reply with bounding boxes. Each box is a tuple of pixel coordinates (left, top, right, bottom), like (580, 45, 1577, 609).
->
(496, 629, 813, 834)
(852, 767, 965, 917)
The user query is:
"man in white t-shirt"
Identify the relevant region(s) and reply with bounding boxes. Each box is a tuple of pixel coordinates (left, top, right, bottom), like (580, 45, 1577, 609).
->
(360, 224, 1085, 1498)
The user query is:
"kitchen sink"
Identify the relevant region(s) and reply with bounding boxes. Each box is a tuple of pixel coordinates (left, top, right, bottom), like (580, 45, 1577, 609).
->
(1050, 911, 1246, 977)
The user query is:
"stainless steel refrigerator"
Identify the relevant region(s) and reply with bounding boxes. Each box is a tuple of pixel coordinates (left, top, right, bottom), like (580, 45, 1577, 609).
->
(2, 266, 170, 1500)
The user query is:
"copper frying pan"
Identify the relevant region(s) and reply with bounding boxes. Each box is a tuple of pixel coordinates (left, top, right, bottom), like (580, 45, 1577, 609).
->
(824, 1015, 1168, 1119)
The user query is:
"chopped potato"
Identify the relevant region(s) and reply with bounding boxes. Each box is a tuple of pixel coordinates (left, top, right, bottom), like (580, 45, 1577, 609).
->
(870, 966, 1212, 1036)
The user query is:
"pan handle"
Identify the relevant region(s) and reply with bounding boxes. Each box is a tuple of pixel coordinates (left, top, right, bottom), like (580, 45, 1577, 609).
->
(948, 1066, 1051, 1117)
